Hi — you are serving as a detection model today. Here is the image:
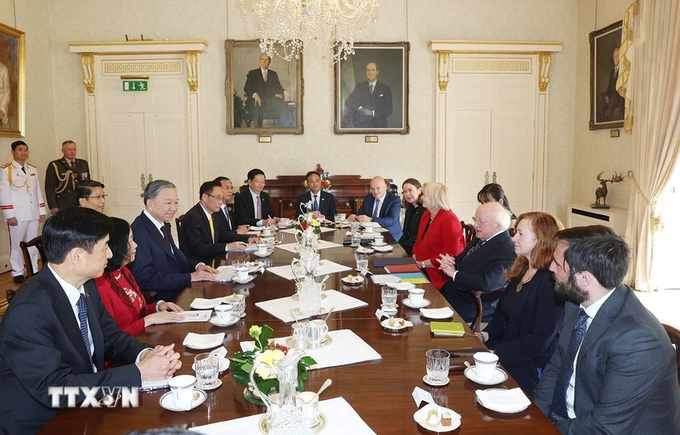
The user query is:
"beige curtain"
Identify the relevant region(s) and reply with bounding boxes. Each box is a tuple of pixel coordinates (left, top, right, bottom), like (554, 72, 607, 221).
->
(625, 0, 680, 290)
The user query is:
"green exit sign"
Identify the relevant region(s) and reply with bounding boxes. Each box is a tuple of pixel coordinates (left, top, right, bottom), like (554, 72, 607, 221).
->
(123, 80, 148, 91)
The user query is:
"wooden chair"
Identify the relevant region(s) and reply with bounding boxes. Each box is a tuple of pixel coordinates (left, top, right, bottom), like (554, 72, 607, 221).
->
(175, 214, 185, 247)
(663, 323, 680, 382)
(19, 236, 47, 278)
(461, 221, 475, 245)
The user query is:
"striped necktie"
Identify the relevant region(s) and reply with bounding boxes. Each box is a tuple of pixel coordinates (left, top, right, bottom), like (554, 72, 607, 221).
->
(313, 194, 319, 211)
(76, 294, 96, 373)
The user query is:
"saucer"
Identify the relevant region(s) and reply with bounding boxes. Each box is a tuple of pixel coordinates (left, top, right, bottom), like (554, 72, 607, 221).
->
(373, 245, 393, 252)
(371, 241, 387, 247)
(422, 375, 450, 387)
(253, 250, 273, 257)
(380, 318, 410, 332)
(355, 247, 374, 254)
(403, 298, 431, 309)
(209, 315, 240, 327)
(195, 379, 222, 391)
(159, 389, 207, 412)
(476, 388, 530, 414)
(464, 366, 508, 385)
(413, 403, 461, 433)
(342, 275, 364, 285)
(232, 275, 255, 284)
(387, 282, 416, 291)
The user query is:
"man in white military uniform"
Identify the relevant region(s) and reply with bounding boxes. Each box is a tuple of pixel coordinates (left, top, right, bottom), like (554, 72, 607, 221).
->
(0, 141, 46, 283)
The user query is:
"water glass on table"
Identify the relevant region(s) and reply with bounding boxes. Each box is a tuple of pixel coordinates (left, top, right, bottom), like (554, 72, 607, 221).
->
(350, 231, 361, 247)
(230, 294, 246, 317)
(425, 349, 451, 384)
(381, 285, 398, 309)
(194, 353, 219, 389)
(355, 252, 369, 271)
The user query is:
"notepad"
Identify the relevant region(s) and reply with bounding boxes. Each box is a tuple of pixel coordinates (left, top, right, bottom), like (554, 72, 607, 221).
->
(384, 264, 421, 273)
(393, 272, 430, 284)
(430, 321, 466, 337)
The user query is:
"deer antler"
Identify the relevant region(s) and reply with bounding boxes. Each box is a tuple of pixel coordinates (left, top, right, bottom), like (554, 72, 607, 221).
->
(610, 172, 625, 183)
(597, 171, 605, 181)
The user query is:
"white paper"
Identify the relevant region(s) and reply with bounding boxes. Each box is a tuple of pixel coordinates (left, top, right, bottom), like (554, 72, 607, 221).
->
(275, 240, 343, 253)
(190, 397, 376, 434)
(266, 260, 351, 281)
(177, 310, 212, 323)
(241, 330, 381, 370)
(412, 387, 434, 407)
(182, 332, 225, 348)
(370, 274, 401, 285)
(475, 388, 531, 413)
(255, 290, 368, 323)
(189, 297, 226, 310)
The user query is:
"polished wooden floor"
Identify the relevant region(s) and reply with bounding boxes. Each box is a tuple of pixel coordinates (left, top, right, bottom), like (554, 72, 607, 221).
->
(0, 271, 23, 318)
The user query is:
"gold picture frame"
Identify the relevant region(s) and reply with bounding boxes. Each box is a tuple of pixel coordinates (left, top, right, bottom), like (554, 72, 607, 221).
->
(225, 39, 303, 135)
(0, 22, 25, 138)
(589, 21, 623, 130)
(334, 42, 410, 135)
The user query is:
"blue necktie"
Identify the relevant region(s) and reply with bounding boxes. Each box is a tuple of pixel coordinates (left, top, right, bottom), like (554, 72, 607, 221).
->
(372, 199, 380, 218)
(77, 294, 97, 373)
(550, 309, 589, 422)
(313, 194, 319, 211)
(223, 207, 232, 230)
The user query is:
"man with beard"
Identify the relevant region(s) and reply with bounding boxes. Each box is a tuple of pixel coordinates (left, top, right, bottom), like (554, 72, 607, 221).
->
(534, 226, 680, 434)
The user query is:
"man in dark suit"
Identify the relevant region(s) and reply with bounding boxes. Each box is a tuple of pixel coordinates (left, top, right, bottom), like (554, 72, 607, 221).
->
(244, 53, 291, 128)
(534, 226, 680, 434)
(344, 62, 393, 128)
(439, 202, 516, 323)
(348, 176, 402, 240)
(602, 47, 624, 122)
(296, 171, 337, 220)
(213, 176, 251, 235)
(0, 208, 181, 434)
(233, 168, 279, 227)
(44, 140, 90, 214)
(179, 181, 261, 264)
(129, 180, 218, 300)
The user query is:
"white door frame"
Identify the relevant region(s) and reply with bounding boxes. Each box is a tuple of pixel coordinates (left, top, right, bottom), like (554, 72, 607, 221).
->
(428, 40, 562, 212)
(68, 40, 207, 205)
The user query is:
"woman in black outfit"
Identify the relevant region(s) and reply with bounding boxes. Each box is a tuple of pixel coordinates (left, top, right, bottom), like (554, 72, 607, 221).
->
(478, 211, 564, 398)
(398, 178, 424, 256)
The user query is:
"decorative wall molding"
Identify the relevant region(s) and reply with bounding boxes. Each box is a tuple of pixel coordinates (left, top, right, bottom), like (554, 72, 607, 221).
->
(538, 52, 552, 92)
(453, 58, 532, 73)
(80, 53, 95, 94)
(101, 59, 184, 76)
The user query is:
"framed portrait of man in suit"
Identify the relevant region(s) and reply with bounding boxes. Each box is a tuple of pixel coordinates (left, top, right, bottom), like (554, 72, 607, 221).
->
(0, 23, 25, 138)
(225, 39, 303, 135)
(334, 42, 409, 135)
(589, 21, 624, 130)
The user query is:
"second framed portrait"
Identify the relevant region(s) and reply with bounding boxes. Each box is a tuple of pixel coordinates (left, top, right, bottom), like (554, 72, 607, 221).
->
(225, 40, 303, 135)
(334, 42, 410, 134)
(589, 21, 623, 130)
(0, 23, 25, 138)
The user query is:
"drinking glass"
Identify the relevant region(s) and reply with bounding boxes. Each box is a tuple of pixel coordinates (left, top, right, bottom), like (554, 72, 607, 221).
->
(426, 349, 450, 383)
(350, 221, 361, 232)
(230, 294, 246, 318)
(350, 231, 361, 247)
(381, 285, 398, 309)
(355, 252, 369, 271)
(266, 237, 275, 251)
(194, 353, 218, 389)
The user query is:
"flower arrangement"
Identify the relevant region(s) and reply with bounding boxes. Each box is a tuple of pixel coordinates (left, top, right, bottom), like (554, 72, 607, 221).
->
(302, 164, 332, 191)
(230, 325, 316, 403)
(295, 215, 321, 235)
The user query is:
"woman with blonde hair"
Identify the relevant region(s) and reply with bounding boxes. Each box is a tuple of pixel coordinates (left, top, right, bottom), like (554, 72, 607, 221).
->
(412, 182, 465, 289)
(479, 211, 564, 397)
(398, 178, 424, 256)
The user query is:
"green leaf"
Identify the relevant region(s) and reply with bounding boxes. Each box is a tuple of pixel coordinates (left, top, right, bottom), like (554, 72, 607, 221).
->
(241, 362, 252, 373)
(232, 371, 250, 386)
(300, 356, 317, 367)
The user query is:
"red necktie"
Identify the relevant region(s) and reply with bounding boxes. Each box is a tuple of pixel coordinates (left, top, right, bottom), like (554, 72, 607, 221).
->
(161, 225, 172, 249)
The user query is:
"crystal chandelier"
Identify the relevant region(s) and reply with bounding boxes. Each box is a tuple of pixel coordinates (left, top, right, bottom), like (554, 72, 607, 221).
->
(242, 0, 379, 62)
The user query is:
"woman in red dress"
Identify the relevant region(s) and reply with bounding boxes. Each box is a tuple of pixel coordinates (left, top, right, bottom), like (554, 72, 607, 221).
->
(412, 182, 465, 289)
(96, 217, 184, 336)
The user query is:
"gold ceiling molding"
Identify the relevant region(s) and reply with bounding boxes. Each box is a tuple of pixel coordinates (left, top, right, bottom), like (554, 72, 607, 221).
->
(102, 60, 183, 75)
(68, 40, 208, 48)
(80, 53, 95, 94)
(428, 40, 562, 47)
(538, 53, 552, 92)
(454, 59, 531, 73)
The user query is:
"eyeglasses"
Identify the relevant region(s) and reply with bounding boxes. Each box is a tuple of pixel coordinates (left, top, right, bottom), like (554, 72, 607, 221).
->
(206, 193, 224, 201)
(86, 194, 108, 200)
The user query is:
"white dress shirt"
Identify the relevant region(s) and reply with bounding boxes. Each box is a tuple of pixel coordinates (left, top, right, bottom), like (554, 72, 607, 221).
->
(566, 288, 616, 418)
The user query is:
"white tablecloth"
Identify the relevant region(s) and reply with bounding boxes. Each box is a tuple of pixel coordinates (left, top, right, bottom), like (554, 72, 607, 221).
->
(255, 290, 368, 323)
(190, 396, 376, 434)
(266, 260, 351, 281)
(241, 329, 382, 370)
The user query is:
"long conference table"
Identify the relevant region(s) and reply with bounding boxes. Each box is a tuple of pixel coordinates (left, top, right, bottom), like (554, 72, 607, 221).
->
(42, 227, 558, 434)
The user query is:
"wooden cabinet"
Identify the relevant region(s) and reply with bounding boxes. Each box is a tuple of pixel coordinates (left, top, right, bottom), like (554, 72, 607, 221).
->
(238, 175, 395, 219)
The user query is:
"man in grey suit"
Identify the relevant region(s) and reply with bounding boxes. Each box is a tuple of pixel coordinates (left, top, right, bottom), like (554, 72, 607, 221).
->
(534, 225, 680, 434)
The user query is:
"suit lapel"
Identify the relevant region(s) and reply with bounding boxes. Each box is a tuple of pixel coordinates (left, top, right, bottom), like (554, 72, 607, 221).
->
(458, 232, 508, 265)
(141, 213, 179, 263)
(577, 285, 626, 362)
(42, 269, 92, 368)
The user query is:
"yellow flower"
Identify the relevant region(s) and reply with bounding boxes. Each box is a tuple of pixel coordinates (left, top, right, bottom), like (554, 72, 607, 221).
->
(249, 325, 262, 338)
(254, 349, 286, 379)
(311, 218, 319, 227)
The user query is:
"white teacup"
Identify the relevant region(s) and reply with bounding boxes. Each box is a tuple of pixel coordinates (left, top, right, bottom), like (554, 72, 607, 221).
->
(363, 225, 374, 233)
(257, 243, 268, 254)
(305, 319, 329, 348)
(408, 288, 425, 306)
(214, 304, 233, 322)
(168, 375, 196, 407)
(280, 218, 291, 226)
(374, 234, 384, 245)
(473, 352, 499, 380)
(235, 266, 249, 281)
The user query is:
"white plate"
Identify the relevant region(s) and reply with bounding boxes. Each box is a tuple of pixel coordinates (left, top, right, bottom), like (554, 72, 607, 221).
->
(373, 245, 393, 252)
(232, 275, 255, 284)
(387, 282, 415, 291)
(422, 375, 451, 387)
(342, 275, 364, 285)
(356, 247, 374, 254)
(413, 403, 461, 433)
(159, 389, 207, 412)
(403, 298, 431, 309)
(209, 315, 240, 327)
(182, 333, 225, 350)
(475, 388, 530, 414)
(464, 366, 508, 386)
(371, 241, 387, 247)
(192, 359, 230, 373)
(249, 226, 265, 231)
(195, 379, 222, 391)
(253, 250, 273, 257)
(419, 307, 454, 320)
(380, 318, 410, 331)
